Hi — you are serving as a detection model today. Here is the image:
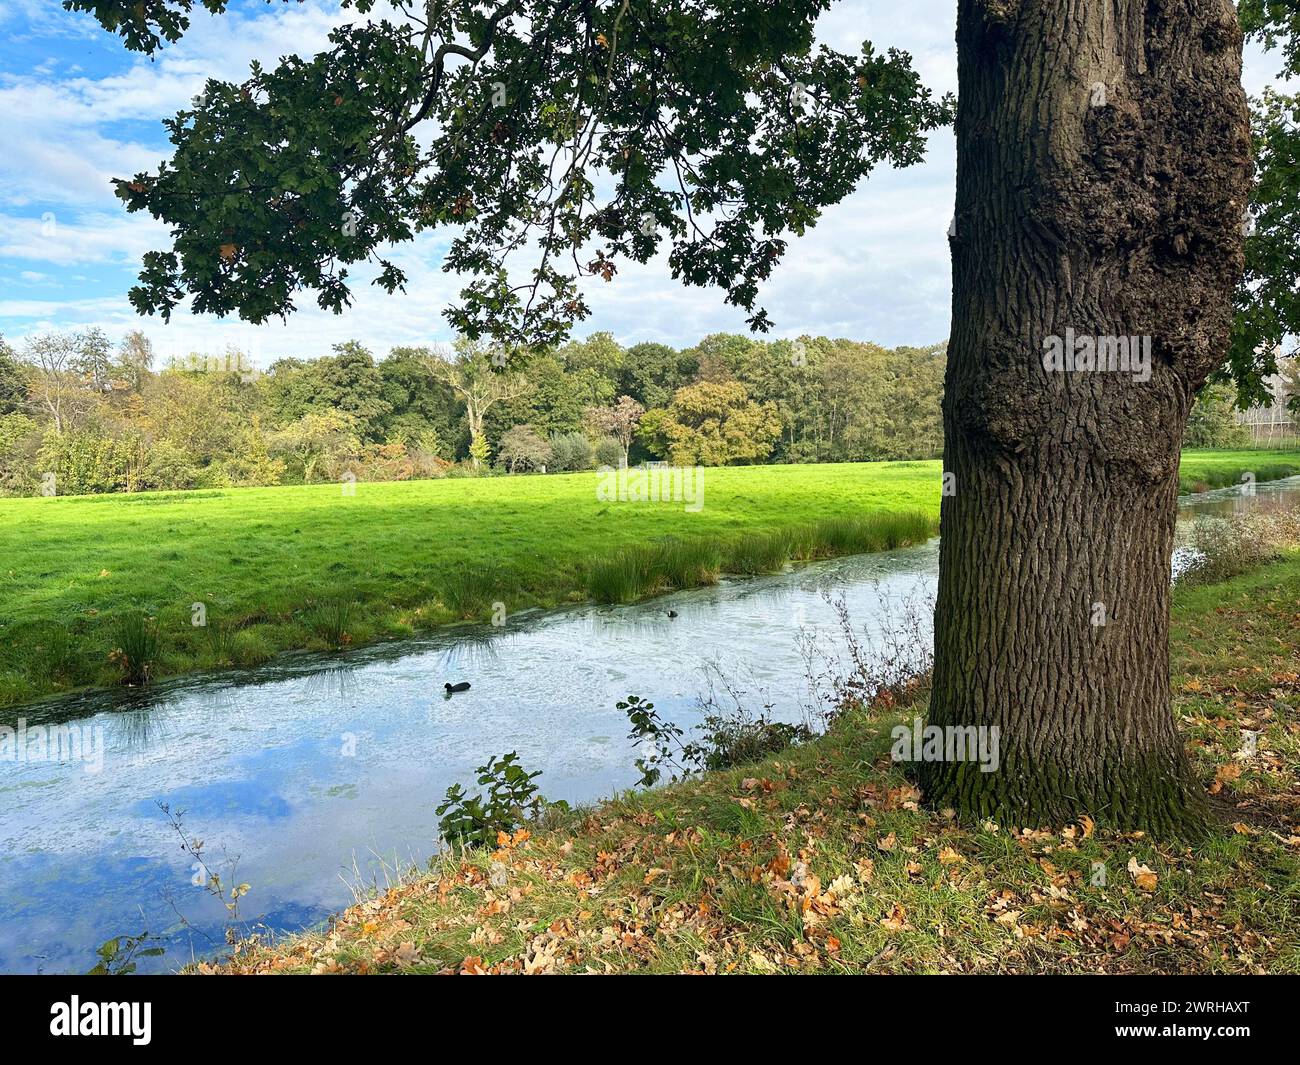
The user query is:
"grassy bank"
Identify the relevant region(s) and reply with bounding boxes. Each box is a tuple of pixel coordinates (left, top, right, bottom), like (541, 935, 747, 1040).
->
(0, 461, 939, 708)
(1177, 448, 1300, 493)
(215, 551, 1300, 975)
(1, 451, 1294, 709)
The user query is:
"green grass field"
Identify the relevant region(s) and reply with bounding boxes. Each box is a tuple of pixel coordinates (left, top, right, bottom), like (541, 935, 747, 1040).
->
(1175, 448, 1300, 492)
(1, 450, 1296, 708)
(0, 461, 938, 706)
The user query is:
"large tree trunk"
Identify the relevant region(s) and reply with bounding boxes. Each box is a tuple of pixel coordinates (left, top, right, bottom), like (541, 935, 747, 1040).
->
(921, 0, 1252, 833)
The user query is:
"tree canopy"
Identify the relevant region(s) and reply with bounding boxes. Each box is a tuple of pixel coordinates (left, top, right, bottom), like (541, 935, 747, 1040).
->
(68, 0, 949, 353)
(1234, 3, 1300, 405)
(1, 326, 945, 495)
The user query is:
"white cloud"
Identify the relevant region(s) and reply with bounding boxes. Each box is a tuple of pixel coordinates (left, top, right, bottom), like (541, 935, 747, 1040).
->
(0, 209, 165, 266)
(0, 0, 101, 40)
(0, 1, 346, 208)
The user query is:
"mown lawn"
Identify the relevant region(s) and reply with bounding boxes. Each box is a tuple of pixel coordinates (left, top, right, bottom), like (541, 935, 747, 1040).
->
(0, 450, 1295, 708)
(215, 550, 1300, 975)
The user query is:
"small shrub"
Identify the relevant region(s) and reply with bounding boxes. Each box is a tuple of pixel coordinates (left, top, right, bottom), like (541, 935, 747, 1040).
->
(692, 672, 816, 770)
(1183, 509, 1300, 584)
(436, 752, 565, 848)
(622, 695, 697, 787)
(800, 587, 935, 724)
(9, 622, 81, 684)
(549, 431, 594, 471)
(621, 691, 813, 788)
(1185, 385, 1249, 449)
(594, 437, 623, 468)
(497, 425, 552, 473)
(444, 462, 474, 479)
(697, 714, 814, 770)
(86, 930, 164, 975)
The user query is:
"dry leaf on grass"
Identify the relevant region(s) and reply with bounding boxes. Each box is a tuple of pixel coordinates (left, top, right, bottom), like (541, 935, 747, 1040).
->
(1127, 857, 1158, 892)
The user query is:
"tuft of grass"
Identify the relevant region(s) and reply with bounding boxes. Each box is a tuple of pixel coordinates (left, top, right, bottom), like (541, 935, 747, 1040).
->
(306, 599, 355, 651)
(440, 567, 498, 619)
(229, 628, 277, 668)
(807, 511, 935, 557)
(586, 547, 655, 603)
(654, 537, 722, 591)
(3, 621, 83, 688)
(0, 671, 34, 707)
(199, 623, 238, 668)
(109, 612, 160, 686)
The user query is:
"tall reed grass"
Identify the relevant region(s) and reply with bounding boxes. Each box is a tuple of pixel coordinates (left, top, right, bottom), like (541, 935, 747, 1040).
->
(587, 538, 723, 603)
(1179, 461, 1300, 493)
(586, 510, 936, 603)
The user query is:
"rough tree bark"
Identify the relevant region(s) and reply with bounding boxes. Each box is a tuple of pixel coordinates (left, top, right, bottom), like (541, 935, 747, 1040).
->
(921, 0, 1252, 833)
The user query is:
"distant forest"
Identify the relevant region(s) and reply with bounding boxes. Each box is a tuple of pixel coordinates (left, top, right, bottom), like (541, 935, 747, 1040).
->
(0, 329, 955, 496)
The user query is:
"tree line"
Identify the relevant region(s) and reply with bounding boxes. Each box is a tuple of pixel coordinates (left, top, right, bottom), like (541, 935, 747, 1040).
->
(0, 329, 947, 496)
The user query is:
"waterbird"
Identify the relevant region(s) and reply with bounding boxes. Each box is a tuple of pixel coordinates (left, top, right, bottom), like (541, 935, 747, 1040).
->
(667, 610, 678, 618)
(445, 681, 471, 693)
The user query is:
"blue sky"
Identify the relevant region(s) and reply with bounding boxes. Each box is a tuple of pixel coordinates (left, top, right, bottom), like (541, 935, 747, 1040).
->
(0, 1, 1285, 367)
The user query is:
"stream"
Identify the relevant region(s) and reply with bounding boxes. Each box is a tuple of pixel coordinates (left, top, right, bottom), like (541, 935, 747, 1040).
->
(2, 476, 1297, 973)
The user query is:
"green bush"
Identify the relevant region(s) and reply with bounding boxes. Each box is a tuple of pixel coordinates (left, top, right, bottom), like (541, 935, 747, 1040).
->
(1185, 385, 1249, 449)
(140, 440, 201, 491)
(621, 694, 814, 788)
(549, 431, 594, 471)
(0, 414, 39, 496)
(441, 567, 498, 618)
(436, 752, 565, 848)
(593, 437, 623, 468)
(38, 428, 142, 495)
